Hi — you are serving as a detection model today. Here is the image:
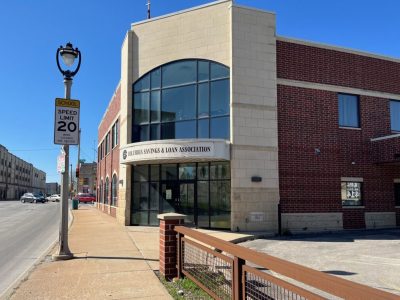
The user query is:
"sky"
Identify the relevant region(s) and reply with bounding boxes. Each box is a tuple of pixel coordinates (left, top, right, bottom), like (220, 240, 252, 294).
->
(1, 0, 400, 184)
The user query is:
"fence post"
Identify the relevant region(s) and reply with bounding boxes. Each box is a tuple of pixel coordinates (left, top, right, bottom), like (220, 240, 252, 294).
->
(158, 213, 186, 280)
(234, 256, 245, 299)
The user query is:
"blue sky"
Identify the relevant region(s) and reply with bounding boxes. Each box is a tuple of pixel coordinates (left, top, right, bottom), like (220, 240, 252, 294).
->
(1, 0, 400, 183)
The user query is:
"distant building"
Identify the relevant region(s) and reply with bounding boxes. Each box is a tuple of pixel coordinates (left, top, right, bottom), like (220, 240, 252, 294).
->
(0, 144, 46, 199)
(77, 162, 97, 194)
(46, 182, 60, 195)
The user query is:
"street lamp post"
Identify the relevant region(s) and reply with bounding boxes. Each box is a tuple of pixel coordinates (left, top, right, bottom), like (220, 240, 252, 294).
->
(53, 42, 81, 261)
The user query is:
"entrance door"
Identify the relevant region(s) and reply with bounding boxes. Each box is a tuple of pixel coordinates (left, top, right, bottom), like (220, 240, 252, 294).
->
(179, 182, 195, 226)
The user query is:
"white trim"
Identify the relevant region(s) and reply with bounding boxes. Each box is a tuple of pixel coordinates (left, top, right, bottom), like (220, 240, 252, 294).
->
(277, 36, 400, 63)
(396, 206, 400, 208)
(277, 78, 400, 101)
(394, 179, 400, 183)
(339, 127, 361, 131)
(370, 133, 400, 142)
(131, 0, 231, 27)
(342, 206, 365, 209)
(341, 177, 363, 182)
(233, 4, 275, 15)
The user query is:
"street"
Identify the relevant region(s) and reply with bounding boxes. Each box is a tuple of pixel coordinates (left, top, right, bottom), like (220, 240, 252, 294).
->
(0, 200, 60, 297)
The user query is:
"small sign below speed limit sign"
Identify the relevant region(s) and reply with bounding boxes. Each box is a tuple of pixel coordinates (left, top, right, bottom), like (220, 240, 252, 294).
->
(54, 98, 80, 145)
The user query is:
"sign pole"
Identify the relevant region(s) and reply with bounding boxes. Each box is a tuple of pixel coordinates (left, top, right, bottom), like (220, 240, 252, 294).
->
(53, 78, 73, 260)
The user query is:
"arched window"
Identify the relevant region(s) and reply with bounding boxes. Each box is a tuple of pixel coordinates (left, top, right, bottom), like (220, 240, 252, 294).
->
(104, 178, 109, 204)
(132, 59, 230, 142)
(100, 180, 103, 203)
(112, 174, 118, 206)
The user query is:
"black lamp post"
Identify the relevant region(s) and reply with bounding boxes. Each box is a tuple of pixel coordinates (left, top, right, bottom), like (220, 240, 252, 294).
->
(53, 42, 81, 261)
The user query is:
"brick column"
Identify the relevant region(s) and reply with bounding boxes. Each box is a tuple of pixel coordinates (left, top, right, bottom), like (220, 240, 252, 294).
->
(158, 213, 185, 280)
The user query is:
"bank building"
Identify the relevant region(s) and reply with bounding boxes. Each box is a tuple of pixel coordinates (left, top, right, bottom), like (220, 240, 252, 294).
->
(97, 0, 400, 233)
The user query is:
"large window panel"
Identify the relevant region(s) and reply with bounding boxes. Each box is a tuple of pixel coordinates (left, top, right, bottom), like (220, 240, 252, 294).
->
(161, 164, 177, 181)
(210, 162, 230, 180)
(390, 100, 400, 131)
(162, 60, 197, 87)
(338, 94, 360, 128)
(179, 163, 196, 180)
(150, 91, 161, 123)
(150, 124, 160, 140)
(134, 92, 149, 124)
(162, 85, 196, 122)
(211, 63, 229, 80)
(133, 165, 149, 182)
(198, 119, 209, 138)
(210, 79, 230, 116)
(197, 181, 209, 228)
(210, 116, 230, 139)
(198, 61, 209, 82)
(132, 125, 149, 142)
(210, 181, 231, 228)
(198, 83, 209, 118)
(161, 121, 196, 140)
(133, 73, 150, 92)
(151, 68, 161, 89)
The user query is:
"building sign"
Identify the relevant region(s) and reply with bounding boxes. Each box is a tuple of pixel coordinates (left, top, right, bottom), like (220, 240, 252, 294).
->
(54, 98, 80, 145)
(120, 140, 230, 164)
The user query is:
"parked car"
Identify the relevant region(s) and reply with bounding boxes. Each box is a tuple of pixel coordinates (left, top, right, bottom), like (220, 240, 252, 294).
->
(20, 193, 45, 203)
(46, 194, 61, 202)
(74, 193, 96, 203)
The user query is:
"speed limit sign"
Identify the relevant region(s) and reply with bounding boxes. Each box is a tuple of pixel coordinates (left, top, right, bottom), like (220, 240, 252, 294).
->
(54, 98, 80, 145)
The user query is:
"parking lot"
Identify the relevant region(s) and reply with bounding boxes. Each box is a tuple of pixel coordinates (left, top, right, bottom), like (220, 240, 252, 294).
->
(240, 229, 400, 296)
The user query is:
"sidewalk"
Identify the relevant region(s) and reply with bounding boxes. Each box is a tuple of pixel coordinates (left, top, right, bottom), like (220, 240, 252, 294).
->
(9, 206, 172, 300)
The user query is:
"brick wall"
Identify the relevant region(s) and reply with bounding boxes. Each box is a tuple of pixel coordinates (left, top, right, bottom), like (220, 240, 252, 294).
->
(277, 40, 400, 94)
(277, 41, 400, 229)
(97, 84, 121, 216)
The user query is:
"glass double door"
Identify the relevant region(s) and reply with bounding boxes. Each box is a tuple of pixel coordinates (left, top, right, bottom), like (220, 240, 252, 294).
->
(161, 180, 196, 226)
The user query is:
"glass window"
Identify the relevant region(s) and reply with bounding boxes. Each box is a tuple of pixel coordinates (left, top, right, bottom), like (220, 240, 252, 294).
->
(133, 73, 150, 92)
(162, 164, 177, 180)
(339, 94, 360, 128)
(150, 124, 160, 140)
(133, 165, 148, 182)
(211, 79, 230, 116)
(210, 162, 230, 180)
(198, 83, 209, 118)
(197, 163, 209, 180)
(133, 182, 149, 210)
(179, 163, 196, 180)
(390, 100, 400, 131)
(394, 183, 400, 206)
(198, 119, 209, 138)
(162, 60, 196, 87)
(104, 178, 109, 204)
(211, 62, 229, 80)
(161, 121, 196, 140)
(132, 125, 149, 142)
(162, 85, 196, 122)
(341, 181, 362, 206)
(210, 181, 231, 228)
(211, 116, 230, 139)
(198, 61, 209, 82)
(151, 68, 161, 89)
(132, 60, 230, 143)
(134, 92, 150, 124)
(112, 174, 118, 206)
(151, 91, 161, 123)
(150, 165, 159, 181)
(149, 182, 159, 210)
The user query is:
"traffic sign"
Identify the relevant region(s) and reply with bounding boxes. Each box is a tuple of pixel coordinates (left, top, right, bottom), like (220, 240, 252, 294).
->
(54, 98, 80, 145)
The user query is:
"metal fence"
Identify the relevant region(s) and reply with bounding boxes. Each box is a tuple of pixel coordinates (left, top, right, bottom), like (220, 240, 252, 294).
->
(175, 226, 399, 300)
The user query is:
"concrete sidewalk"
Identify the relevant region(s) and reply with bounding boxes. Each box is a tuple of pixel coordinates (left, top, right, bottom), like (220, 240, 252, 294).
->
(8, 206, 172, 300)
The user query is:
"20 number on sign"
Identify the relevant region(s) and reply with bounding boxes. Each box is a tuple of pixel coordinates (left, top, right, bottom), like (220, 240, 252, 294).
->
(54, 98, 80, 145)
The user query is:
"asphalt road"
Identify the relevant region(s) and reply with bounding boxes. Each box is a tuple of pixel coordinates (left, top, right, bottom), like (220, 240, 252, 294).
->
(0, 200, 60, 298)
(240, 229, 400, 296)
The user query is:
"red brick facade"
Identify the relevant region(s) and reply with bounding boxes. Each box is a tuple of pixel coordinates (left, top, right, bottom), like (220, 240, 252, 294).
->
(277, 40, 400, 229)
(97, 84, 121, 217)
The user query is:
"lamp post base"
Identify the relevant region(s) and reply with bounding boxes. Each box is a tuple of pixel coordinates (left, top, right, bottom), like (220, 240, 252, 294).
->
(52, 252, 74, 261)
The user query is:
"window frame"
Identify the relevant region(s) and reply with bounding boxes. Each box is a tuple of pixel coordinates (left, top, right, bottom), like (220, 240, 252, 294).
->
(132, 59, 230, 143)
(390, 100, 400, 132)
(112, 174, 118, 207)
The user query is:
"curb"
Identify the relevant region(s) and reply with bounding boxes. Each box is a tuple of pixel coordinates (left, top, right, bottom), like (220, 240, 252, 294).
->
(1, 204, 75, 300)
